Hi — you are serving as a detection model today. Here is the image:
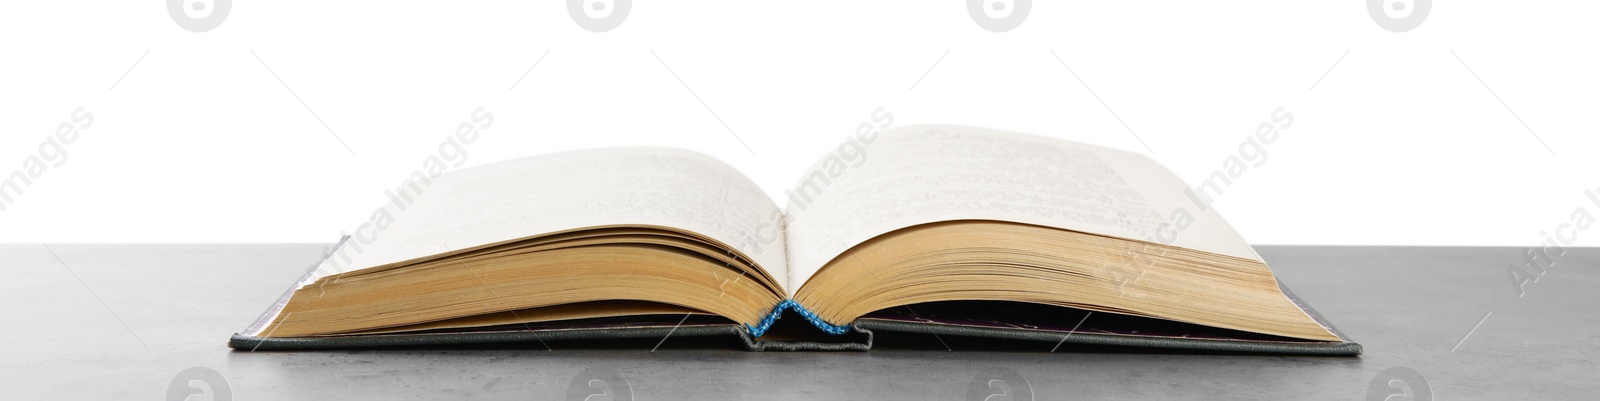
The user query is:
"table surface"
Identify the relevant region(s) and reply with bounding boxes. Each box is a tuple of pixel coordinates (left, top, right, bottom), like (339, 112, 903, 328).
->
(1, 244, 1595, 400)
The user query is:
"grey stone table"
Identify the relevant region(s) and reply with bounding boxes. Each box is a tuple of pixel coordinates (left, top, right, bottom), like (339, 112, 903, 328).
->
(1, 244, 1595, 400)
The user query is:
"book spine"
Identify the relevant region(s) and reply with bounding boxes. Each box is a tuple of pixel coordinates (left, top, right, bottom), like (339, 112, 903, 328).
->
(747, 299, 852, 337)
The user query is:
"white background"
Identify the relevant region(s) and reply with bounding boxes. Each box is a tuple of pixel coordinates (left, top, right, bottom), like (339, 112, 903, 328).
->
(1, 1, 1596, 247)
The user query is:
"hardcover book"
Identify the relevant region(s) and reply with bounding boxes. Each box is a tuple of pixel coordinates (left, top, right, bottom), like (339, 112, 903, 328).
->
(229, 124, 1361, 355)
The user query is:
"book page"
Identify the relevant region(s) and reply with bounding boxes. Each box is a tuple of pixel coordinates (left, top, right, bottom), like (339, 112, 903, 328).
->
(307, 147, 788, 292)
(783, 124, 1258, 289)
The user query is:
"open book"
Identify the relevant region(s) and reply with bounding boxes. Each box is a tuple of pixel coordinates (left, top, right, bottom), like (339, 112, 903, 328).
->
(230, 125, 1360, 354)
